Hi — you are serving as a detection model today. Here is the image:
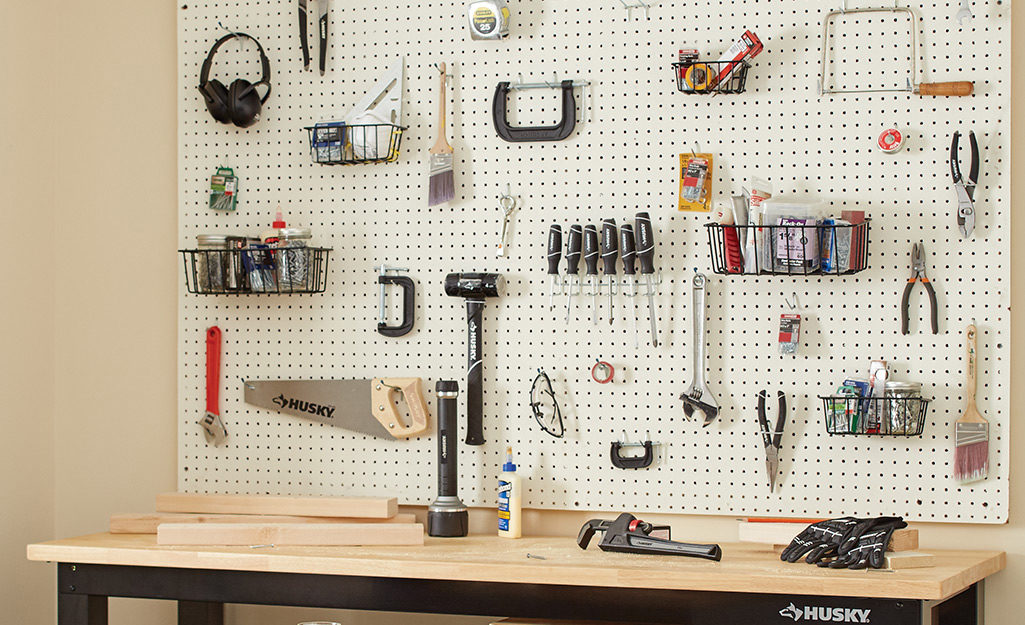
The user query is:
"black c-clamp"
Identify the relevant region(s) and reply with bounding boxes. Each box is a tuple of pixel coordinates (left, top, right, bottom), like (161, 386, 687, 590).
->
(577, 512, 722, 561)
(377, 269, 415, 337)
(493, 80, 577, 142)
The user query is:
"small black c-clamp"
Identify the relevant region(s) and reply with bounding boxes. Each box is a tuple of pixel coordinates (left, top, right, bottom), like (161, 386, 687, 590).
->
(493, 80, 577, 142)
(577, 512, 722, 561)
(376, 265, 415, 337)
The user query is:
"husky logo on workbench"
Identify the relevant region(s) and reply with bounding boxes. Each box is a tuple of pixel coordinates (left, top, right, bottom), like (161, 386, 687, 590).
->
(272, 394, 336, 418)
(779, 602, 871, 623)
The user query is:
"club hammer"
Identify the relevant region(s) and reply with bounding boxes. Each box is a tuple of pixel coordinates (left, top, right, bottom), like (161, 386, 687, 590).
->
(444, 272, 505, 446)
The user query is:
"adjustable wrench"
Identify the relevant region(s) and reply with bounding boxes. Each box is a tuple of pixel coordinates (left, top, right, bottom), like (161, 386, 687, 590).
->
(680, 273, 719, 426)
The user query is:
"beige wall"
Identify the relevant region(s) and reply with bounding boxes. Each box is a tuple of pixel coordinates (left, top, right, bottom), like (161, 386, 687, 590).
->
(4, 2, 1022, 623)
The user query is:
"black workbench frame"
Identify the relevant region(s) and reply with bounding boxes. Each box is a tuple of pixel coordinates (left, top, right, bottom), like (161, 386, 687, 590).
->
(56, 562, 983, 625)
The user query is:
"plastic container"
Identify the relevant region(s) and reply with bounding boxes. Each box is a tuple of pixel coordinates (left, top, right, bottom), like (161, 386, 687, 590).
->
(498, 446, 522, 538)
(761, 201, 823, 273)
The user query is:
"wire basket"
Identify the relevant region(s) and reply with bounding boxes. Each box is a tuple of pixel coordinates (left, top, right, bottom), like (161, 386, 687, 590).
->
(673, 60, 751, 95)
(705, 221, 870, 276)
(180, 247, 331, 295)
(820, 396, 929, 437)
(305, 123, 405, 165)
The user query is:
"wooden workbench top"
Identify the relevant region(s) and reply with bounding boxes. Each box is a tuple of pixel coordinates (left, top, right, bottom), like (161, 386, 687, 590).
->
(27, 533, 1004, 601)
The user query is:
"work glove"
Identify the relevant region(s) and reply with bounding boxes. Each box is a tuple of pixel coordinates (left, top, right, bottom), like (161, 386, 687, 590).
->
(780, 517, 863, 563)
(824, 516, 908, 570)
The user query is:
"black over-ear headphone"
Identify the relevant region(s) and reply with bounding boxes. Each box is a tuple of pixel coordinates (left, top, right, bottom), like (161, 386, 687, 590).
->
(198, 32, 272, 128)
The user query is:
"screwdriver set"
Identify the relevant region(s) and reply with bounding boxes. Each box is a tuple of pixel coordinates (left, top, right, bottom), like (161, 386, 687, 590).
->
(547, 213, 662, 347)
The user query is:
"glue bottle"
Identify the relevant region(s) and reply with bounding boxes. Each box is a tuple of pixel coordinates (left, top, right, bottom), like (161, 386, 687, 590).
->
(498, 446, 522, 538)
(261, 206, 287, 244)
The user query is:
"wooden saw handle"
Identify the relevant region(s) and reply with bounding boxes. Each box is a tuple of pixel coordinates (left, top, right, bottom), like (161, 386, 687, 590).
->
(918, 81, 974, 97)
(371, 378, 430, 438)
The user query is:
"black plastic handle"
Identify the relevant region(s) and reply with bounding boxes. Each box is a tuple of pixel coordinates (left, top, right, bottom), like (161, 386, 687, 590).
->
(547, 225, 563, 275)
(635, 212, 655, 275)
(583, 225, 599, 276)
(566, 225, 583, 275)
(610, 441, 652, 469)
(493, 81, 577, 142)
(620, 223, 637, 276)
(377, 275, 415, 337)
(318, 10, 328, 74)
(436, 381, 459, 497)
(298, 4, 310, 68)
(601, 219, 618, 276)
(465, 299, 485, 446)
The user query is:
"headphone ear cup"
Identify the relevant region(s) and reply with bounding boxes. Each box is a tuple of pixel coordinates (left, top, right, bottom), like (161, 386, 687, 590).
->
(228, 79, 262, 128)
(201, 80, 232, 124)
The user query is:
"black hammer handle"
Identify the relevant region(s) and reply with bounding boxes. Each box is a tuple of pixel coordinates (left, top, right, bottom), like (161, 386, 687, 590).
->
(465, 299, 485, 446)
(547, 225, 563, 275)
(583, 225, 599, 276)
(436, 381, 459, 497)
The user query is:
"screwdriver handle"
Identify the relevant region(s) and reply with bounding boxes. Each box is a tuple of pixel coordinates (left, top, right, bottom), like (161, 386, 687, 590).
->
(583, 225, 599, 276)
(566, 224, 583, 275)
(635, 212, 655, 275)
(601, 219, 618, 276)
(547, 225, 563, 275)
(620, 224, 637, 276)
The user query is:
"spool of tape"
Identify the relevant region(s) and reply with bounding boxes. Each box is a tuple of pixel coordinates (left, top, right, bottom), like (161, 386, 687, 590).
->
(877, 128, 905, 153)
(684, 63, 710, 92)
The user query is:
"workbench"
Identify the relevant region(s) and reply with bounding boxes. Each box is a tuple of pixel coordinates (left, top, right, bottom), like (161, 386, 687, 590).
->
(28, 533, 1004, 625)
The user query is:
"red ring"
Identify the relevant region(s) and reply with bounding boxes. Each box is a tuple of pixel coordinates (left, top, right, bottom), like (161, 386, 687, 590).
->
(591, 361, 615, 384)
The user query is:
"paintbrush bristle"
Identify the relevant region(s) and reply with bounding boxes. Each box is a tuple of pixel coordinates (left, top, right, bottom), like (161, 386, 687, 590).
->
(954, 421, 989, 484)
(428, 153, 454, 206)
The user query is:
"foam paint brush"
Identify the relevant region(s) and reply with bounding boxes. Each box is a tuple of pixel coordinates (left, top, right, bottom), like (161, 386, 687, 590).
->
(428, 62, 454, 206)
(954, 323, 989, 484)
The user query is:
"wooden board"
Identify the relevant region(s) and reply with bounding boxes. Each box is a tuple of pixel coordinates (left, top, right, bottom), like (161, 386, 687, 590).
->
(26, 534, 1004, 601)
(155, 492, 398, 519)
(111, 512, 417, 534)
(156, 522, 424, 546)
(885, 552, 936, 570)
(738, 522, 919, 552)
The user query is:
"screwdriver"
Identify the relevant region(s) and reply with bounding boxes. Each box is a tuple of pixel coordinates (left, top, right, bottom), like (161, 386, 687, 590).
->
(583, 225, 600, 325)
(601, 219, 618, 327)
(564, 225, 582, 324)
(635, 212, 658, 348)
(547, 225, 563, 311)
(620, 223, 638, 348)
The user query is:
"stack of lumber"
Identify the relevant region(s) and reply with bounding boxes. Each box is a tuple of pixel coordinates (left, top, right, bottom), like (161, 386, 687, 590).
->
(737, 519, 934, 570)
(111, 493, 423, 547)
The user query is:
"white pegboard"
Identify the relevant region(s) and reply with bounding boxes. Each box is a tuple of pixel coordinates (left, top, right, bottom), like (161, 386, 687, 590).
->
(178, 1, 1010, 523)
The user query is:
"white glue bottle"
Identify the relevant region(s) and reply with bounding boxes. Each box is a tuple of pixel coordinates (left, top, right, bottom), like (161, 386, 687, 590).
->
(498, 446, 522, 538)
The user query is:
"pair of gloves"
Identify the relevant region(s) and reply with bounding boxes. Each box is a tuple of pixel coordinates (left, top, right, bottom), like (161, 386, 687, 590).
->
(780, 516, 908, 570)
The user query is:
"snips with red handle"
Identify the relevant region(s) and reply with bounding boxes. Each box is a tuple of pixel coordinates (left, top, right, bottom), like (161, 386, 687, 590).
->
(198, 326, 228, 446)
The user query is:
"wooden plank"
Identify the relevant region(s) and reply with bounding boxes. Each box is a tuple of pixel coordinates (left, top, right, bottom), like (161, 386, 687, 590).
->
(738, 521, 919, 552)
(155, 493, 398, 519)
(26, 534, 1006, 601)
(156, 523, 425, 547)
(884, 552, 935, 570)
(111, 512, 418, 534)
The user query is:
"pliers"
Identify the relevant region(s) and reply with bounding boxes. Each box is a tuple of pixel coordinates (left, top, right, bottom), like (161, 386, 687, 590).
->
(900, 242, 939, 335)
(757, 390, 787, 493)
(950, 130, 979, 238)
(298, 0, 329, 75)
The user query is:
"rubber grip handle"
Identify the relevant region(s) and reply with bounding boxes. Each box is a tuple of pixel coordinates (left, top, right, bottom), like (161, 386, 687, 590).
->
(565, 225, 583, 275)
(918, 81, 974, 96)
(377, 275, 415, 337)
(465, 299, 485, 446)
(620, 223, 637, 276)
(583, 225, 599, 275)
(436, 381, 459, 497)
(636, 212, 656, 275)
(298, 5, 309, 68)
(318, 10, 328, 74)
(206, 326, 222, 415)
(900, 279, 915, 335)
(601, 219, 618, 276)
(924, 279, 939, 335)
(547, 225, 563, 275)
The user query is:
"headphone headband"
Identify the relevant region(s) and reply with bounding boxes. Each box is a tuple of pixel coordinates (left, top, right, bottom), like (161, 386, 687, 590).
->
(199, 32, 272, 103)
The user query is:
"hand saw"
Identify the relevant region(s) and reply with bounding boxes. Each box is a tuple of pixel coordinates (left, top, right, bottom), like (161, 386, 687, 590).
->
(243, 378, 429, 439)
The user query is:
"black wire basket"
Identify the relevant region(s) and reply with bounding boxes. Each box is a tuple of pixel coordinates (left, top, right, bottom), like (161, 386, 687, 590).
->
(305, 123, 405, 165)
(705, 221, 870, 276)
(180, 248, 331, 295)
(672, 60, 751, 95)
(820, 396, 929, 437)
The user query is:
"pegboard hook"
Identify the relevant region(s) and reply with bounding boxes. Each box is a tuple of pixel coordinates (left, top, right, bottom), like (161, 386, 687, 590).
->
(786, 293, 799, 310)
(217, 21, 245, 51)
(618, 0, 651, 20)
(434, 63, 452, 85)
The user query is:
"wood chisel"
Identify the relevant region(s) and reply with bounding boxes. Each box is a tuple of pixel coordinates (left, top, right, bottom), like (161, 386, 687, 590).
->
(601, 219, 618, 326)
(583, 225, 599, 325)
(243, 378, 430, 439)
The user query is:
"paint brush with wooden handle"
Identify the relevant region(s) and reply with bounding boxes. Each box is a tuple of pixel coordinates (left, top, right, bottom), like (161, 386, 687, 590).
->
(428, 62, 454, 206)
(954, 323, 989, 484)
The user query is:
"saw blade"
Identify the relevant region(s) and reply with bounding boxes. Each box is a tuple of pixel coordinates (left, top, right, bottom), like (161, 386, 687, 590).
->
(243, 379, 392, 439)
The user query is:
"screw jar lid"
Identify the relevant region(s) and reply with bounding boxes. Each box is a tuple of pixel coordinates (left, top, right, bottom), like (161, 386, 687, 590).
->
(885, 381, 922, 391)
(196, 234, 230, 246)
(278, 227, 312, 240)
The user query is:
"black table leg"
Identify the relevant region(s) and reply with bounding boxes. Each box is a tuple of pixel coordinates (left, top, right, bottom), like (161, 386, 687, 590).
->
(58, 593, 107, 625)
(178, 600, 224, 625)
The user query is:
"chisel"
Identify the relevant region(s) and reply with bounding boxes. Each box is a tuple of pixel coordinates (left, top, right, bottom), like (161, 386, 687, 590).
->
(636, 212, 658, 347)
(564, 225, 582, 323)
(583, 225, 600, 325)
(620, 223, 638, 348)
(601, 219, 618, 327)
(547, 225, 563, 312)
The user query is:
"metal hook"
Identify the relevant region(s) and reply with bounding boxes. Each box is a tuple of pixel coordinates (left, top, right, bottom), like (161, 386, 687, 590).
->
(434, 63, 452, 84)
(785, 293, 798, 310)
(692, 142, 701, 158)
(618, 0, 651, 19)
(218, 21, 244, 51)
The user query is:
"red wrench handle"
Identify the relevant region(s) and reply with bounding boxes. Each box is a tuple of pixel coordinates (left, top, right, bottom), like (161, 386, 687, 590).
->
(206, 326, 222, 415)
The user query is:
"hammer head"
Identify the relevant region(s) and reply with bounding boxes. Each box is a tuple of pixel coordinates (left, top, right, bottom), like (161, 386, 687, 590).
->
(444, 273, 505, 298)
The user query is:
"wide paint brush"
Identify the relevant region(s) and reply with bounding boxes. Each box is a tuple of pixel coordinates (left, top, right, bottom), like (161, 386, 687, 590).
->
(428, 62, 454, 206)
(954, 323, 989, 484)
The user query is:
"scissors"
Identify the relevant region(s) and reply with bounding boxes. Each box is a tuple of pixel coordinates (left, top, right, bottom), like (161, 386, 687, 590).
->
(758, 390, 787, 492)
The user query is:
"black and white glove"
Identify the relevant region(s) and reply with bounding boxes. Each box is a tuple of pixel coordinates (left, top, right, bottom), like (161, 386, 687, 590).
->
(824, 517, 908, 570)
(780, 517, 863, 564)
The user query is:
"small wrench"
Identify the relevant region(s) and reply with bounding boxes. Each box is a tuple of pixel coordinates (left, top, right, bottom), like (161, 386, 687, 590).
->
(955, 0, 973, 25)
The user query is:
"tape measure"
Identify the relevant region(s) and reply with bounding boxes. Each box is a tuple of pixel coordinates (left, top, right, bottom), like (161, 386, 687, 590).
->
(877, 128, 905, 153)
(684, 63, 711, 92)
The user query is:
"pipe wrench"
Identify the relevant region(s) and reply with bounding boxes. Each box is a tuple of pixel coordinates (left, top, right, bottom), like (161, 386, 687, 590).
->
(298, 0, 330, 75)
(950, 130, 979, 238)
